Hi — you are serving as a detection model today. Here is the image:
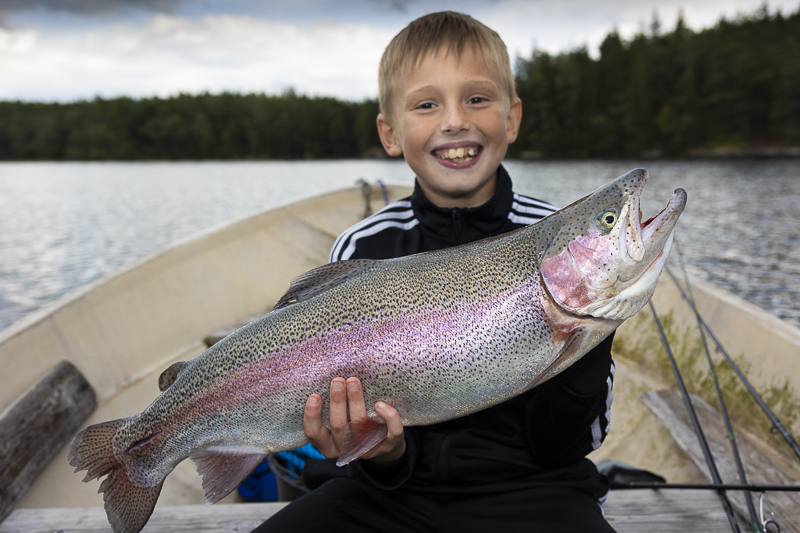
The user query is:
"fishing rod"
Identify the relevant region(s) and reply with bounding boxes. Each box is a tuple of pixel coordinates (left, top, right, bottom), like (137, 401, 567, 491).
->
(615, 482, 800, 492)
(664, 267, 800, 463)
(648, 301, 742, 533)
(672, 244, 761, 532)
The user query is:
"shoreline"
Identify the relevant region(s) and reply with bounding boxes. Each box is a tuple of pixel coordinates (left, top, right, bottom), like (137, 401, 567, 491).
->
(519, 146, 800, 160)
(1, 147, 800, 163)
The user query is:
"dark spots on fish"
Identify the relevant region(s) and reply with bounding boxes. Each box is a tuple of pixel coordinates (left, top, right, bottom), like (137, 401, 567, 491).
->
(130, 170, 655, 459)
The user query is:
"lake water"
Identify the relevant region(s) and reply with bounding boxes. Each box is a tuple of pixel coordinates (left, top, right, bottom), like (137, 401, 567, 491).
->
(0, 159, 798, 333)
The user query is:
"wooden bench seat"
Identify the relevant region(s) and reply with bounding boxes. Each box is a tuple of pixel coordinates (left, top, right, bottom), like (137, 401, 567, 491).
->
(1, 488, 732, 533)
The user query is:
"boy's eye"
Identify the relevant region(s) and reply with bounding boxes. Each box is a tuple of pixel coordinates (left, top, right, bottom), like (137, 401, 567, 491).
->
(416, 102, 436, 110)
(468, 97, 487, 104)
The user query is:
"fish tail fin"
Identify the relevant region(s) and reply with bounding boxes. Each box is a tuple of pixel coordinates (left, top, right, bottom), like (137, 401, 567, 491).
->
(69, 418, 163, 533)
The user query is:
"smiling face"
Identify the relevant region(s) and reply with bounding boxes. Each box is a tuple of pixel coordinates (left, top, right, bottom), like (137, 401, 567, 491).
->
(377, 45, 522, 208)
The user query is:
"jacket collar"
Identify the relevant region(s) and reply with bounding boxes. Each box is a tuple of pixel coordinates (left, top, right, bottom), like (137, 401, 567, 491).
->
(410, 165, 514, 248)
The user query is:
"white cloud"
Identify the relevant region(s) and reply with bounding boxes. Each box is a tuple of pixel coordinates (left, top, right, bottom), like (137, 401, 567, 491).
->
(0, 13, 397, 101)
(474, 0, 800, 59)
(0, 27, 39, 54)
(0, 0, 797, 102)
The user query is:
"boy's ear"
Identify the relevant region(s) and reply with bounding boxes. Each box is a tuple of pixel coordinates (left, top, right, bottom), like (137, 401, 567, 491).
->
(506, 97, 522, 144)
(377, 113, 403, 157)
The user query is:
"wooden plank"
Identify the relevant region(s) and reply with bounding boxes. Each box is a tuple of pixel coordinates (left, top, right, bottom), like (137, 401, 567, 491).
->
(643, 390, 800, 532)
(1, 491, 730, 533)
(0, 502, 287, 533)
(606, 489, 731, 532)
(0, 362, 96, 524)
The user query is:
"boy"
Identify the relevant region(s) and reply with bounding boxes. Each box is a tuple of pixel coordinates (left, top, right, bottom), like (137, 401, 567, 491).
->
(253, 11, 616, 533)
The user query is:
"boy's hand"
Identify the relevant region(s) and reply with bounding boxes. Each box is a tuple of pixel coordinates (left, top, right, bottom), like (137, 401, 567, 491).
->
(304, 377, 406, 464)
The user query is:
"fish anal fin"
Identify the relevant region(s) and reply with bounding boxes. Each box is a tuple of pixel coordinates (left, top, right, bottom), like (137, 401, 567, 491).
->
(526, 326, 588, 391)
(190, 447, 268, 504)
(337, 416, 388, 467)
(158, 361, 188, 392)
(69, 417, 163, 533)
(274, 259, 375, 310)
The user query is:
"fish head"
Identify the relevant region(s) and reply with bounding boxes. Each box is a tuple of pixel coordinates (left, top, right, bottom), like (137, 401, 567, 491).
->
(540, 168, 687, 320)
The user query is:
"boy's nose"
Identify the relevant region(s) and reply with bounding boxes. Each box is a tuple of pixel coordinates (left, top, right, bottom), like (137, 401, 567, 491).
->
(441, 105, 469, 134)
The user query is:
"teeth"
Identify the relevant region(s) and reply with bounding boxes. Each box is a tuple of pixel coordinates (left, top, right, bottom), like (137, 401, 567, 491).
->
(438, 147, 478, 160)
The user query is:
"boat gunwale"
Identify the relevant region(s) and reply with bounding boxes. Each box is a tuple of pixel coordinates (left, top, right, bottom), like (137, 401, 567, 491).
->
(0, 182, 410, 345)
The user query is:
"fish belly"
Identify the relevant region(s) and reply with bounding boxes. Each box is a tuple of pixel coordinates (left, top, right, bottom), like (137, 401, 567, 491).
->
(181, 276, 558, 455)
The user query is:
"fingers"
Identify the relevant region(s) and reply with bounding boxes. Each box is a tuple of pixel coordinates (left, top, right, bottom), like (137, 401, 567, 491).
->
(327, 377, 348, 449)
(361, 400, 406, 463)
(375, 401, 404, 441)
(303, 376, 407, 463)
(303, 393, 337, 458)
(346, 377, 368, 421)
(302, 393, 322, 439)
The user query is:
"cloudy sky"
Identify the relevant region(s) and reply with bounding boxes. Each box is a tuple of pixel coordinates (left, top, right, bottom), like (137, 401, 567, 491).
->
(1, 0, 797, 102)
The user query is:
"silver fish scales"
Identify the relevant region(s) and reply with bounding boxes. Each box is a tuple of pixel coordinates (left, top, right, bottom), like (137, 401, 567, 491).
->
(69, 168, 686, 533)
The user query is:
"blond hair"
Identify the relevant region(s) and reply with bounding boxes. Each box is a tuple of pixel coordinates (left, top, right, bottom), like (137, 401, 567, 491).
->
(378, 11, 517, 119)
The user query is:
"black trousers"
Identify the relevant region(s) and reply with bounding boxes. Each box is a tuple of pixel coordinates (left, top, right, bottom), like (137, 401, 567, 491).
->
(251, 476, 616, 533)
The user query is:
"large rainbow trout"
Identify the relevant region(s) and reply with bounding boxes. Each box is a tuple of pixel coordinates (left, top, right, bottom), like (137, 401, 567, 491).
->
(69, 168, 686, 533)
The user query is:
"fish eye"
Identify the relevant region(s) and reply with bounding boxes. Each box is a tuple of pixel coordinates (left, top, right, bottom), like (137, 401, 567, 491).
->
(600, 210, 617, 229)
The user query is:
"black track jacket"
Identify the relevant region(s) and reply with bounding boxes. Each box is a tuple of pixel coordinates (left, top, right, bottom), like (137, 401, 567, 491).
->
(323, 165, 615, 496)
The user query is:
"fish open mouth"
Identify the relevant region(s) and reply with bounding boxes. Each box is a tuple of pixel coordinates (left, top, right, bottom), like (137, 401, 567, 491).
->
(617, 184, 686, 270)
(591, 185, 687, 320)
(540, 168, 687, 321)
(639, 188, 687, 247)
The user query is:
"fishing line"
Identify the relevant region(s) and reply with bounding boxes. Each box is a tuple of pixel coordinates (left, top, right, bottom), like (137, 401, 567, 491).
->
(672, 239, 761, 532)
(648, 300, 741, 533)
(663, 267, 800, 463)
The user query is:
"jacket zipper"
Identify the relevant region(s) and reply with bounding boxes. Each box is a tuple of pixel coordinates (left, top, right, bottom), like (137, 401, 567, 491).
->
(451, 209, 463, 242)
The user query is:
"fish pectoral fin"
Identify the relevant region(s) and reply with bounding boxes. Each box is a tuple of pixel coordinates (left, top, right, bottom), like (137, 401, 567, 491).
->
(336, 416, 388, 467)
(189, 447, 268, 504)
(158, 361, 188, 392)
(273, 259, 376, 310)
(525, 327, 588, 391)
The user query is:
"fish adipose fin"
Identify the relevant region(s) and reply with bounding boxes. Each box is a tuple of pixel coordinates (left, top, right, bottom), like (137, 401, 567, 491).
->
(274, 259, 375, 310)
(68, 418, 163, 533)
(525, 327, 588, 391)
(158, 361, 188, 392)
(336, 416, 388, 466)
(189, 447, 268, 504)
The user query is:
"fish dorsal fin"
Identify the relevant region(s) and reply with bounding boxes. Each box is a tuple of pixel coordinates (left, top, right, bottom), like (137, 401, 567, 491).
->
(189, 447, 268, 504)
(158, 361, 188, 392)
(336, 416, 388, 466)
(274, 259, 375, 310)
